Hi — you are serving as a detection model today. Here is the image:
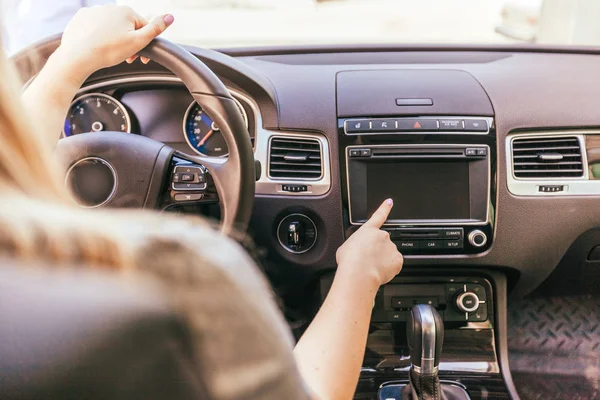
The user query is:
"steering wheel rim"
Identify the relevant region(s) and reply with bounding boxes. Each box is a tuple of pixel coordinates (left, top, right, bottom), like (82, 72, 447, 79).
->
(56, 38, 255, 234)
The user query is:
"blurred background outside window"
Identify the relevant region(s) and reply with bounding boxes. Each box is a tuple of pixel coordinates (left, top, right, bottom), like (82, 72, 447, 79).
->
(4, 0, 600, 55)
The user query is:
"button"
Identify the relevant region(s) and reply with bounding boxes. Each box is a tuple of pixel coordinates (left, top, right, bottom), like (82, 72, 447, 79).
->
(391, 297, 411, 309)
(539, 185, 564, 193)
(385, 229, 400, 239)
(197, 174, 206, 183)
(396, 98, 434, 106)
(175, 166, 202, 174)
(476, 148, 487, 156)
(180, 173, 195, 182)
(349, 149, 361, 157)
(371, 119, 397, 131)
(397, 240, 420, 250)
(388, 311, 407, 323)
(173, 183, 206, 191)
(446, 284, 462, 298)
(467, 284, 487, 302)
(417, 297, 439, 307)
(423, 240, 442, 249)
(464, 119, 488, 132)
(469, 305, 488, 322)
(444, 229, 463, 238)
(439, 119, 464, 130)
(282, 184, 308, 193)
(444, 240, 463, 249)
(172, 173, 181, 183)
(346, 119, 371, 133)
(397, 118, 438, 131)
(462, 295, 477, 309)
(360, 149, 372, 157)
(174, 193, 203, 202)
(465, 148, 477, 156)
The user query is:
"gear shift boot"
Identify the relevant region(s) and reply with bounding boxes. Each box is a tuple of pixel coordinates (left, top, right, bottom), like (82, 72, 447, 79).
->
(378, 380, 470, 400)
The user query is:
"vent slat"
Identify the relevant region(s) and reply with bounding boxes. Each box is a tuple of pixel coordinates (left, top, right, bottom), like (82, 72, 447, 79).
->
(513, 146, 580, 152)
(269, 137, 323, 180)
(512, 136, 584, 178)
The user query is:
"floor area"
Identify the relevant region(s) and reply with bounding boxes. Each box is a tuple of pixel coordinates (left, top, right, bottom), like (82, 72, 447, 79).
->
(507, 295, 600, 400)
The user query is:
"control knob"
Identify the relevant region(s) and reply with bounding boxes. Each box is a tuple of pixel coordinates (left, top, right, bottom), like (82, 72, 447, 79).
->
(468, 230, 487, 248)
(456, 291, 480, 313)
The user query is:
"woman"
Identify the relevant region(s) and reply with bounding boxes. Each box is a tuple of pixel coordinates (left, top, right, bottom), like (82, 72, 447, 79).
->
(2, 5, 404, 400)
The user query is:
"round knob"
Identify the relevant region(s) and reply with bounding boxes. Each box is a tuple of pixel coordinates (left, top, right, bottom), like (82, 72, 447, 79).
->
(468, 230, 487, 248)
(456, 291, 480, 313)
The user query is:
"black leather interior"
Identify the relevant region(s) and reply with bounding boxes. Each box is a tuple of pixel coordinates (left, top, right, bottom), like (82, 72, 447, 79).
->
(0, 263, 206, 399)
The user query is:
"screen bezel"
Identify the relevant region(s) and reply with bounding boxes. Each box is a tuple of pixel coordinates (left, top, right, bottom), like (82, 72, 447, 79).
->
(346, 144, 490, 226)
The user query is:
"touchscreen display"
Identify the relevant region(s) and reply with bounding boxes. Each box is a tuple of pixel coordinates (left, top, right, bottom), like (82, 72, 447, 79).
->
(366, 160, 470, 220)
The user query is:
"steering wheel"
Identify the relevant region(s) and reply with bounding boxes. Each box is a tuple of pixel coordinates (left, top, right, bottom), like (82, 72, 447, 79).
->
(54, 38, 255, 234)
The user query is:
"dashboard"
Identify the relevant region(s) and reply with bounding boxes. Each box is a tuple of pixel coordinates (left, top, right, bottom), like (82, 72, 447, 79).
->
(24, 41, 600, 302)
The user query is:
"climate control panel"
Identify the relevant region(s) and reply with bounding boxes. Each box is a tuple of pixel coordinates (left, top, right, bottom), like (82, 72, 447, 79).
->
(371, 280, 491, 326)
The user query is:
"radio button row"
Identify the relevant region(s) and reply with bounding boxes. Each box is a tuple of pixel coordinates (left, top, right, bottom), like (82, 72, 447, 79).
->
(395, 239, 463, 251)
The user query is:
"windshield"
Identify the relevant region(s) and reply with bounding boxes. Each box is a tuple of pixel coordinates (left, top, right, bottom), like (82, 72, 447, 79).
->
(4, 0, 600, 54)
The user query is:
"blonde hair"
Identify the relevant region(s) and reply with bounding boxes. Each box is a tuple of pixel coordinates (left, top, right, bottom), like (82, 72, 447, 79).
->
(0, 44, 135, 269)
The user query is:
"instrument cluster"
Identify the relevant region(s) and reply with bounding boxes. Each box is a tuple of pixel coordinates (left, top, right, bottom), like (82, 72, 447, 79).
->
(64, 90, 253, 158)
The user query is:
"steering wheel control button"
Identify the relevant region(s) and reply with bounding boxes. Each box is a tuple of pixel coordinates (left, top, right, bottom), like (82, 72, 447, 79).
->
(66, 157, 117, 208)
(277, 214, 317, 254)
(456, 291, 480, 314)
(174, 193, 203, 202)
(476, 148, 488, 156)
(345, 119, 371, 133)
(468, 230, 488, 248)
(172, 165, 207, 191)
(464, 119, 488, 132)
(180, 173, 195, 182)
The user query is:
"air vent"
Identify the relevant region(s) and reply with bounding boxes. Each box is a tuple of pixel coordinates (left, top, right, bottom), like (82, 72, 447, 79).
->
(512, 136, 584, 178)
(269, 137, 322, 179)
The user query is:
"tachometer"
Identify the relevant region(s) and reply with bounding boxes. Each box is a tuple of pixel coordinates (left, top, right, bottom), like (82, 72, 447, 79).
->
(63, 93, 131, 136)
(183, 97, 248, 157)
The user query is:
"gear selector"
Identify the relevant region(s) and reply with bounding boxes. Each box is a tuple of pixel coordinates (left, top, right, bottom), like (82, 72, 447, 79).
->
(378, 305, 471, 400)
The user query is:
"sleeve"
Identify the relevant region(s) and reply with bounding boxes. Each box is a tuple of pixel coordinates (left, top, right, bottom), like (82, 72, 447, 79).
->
(134, 223, 313, 400)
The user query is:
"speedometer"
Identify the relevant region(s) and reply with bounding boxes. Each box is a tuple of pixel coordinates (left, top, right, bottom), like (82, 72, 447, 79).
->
(63, 93, 131, 136)
(183, 97, 249, 157)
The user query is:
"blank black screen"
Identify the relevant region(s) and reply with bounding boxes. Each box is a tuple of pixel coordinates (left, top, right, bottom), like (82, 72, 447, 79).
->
(366, 160, 470, 220)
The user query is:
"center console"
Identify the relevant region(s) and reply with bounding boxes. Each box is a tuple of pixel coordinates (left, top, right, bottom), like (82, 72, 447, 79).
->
(333, 70, 512, 399)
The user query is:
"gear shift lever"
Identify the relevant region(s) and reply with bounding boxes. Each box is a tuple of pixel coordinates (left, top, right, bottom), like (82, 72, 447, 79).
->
(407, 304, 444, 376)
(380, 305, 471, 400)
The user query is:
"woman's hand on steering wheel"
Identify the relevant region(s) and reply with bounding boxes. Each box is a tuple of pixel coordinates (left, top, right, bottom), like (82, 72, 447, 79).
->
(58, 4, 174, 79)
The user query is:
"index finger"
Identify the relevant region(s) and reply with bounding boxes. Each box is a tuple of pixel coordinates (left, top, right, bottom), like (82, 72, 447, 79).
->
(364, 198, 393, 228)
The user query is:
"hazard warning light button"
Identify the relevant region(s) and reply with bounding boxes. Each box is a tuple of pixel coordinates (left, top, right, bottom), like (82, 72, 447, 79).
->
(397, 118, 438, 131)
